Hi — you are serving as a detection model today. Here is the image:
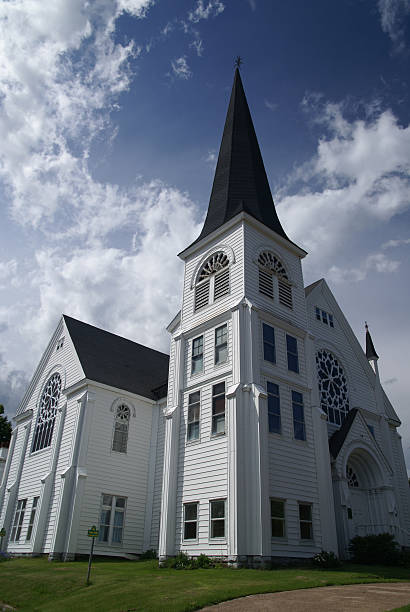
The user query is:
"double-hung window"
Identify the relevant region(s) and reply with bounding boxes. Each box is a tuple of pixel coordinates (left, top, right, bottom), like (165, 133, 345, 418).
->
(271, 499, 286, 537)
(212, 382, 225, 435)
(98, 494, 126, 545)
(10, 499, 27, 541)
(286, 334, 299, 373)
(26, 497, 39, 541)
(184, 502, 198, 540)
(292, 391, 306, 441)
(187, 392, 200, 441)
(263, 323, 275, 364)
(267, 382, 281, 434)
(299, 503, 313, 540)
(215, 324, 228, 365)
(210, 499, 226, 538)
(191, 336, 204, 375)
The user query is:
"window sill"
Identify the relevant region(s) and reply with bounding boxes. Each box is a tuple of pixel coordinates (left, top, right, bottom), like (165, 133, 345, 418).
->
(30, 446, 51, 458)
(268, 431, 282, 438)
(186, 438, 201, 446)
(210, 432, 226, 439)
(209, 538, 226, 543)
(298, 539, 315, 546)
(271, 537, 288, 542)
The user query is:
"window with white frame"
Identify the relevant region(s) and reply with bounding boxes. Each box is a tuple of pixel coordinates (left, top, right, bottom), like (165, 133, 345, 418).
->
(271, 499, 286, 537)
(194, 251, 230, 311)
(299, 503, 313, 540)
(286, 334, 299, 373)
(257, 251, 293, 308)
(263, 323, 276, 364)
(191, 335, 204, 375)
(112, 404, 130, 453)
(26, 497, 39, 541)
(32, 373, 62, 452)
(212, 382, 225, 435)
(292, 391, 306, 441)
(184, 502, 198, 540)
(98, 494, 126, 545)
(215, 324, 228, 365)
(210, 499, 226, 538)
(10, 499, 27, 541)
(267, 381, 281, 434)
(187, 391, 200, 441)
(315, 307, 334, 328)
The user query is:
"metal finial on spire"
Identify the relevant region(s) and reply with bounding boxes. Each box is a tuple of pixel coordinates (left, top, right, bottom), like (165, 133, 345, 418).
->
(234, 56, 243, 70)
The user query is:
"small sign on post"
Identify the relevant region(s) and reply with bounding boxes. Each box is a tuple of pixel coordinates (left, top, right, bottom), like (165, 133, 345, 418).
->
(86, 525, 99, 586)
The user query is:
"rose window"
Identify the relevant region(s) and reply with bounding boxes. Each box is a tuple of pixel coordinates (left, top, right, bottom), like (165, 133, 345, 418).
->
(316, 350, 349, 426)
(32, 373, 62, 452)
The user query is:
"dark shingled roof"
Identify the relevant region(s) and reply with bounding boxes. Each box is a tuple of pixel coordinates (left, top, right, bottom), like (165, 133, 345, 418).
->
(189, 69, 292, 248)
(365, 326, 379, 360)
(63, 315, 169, 400)
(328, 408, 358, 459)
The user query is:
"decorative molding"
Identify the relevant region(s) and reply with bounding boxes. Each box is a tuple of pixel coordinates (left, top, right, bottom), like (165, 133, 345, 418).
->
(110, 397, 136, 418)
(190, 243, 236, 289)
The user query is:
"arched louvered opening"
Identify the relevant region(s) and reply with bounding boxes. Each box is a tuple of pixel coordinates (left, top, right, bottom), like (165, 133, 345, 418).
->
(32, 373, 62, 452)
(112, 404, 130, 453)
(195, 251, 230, 310)
(257, 251, 293, 308)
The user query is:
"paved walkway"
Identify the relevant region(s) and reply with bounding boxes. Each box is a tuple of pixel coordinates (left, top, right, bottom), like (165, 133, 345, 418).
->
(201, 582, 410, 611)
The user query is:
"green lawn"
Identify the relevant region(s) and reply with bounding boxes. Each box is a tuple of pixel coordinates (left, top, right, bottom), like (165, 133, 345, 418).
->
(0, 558, 409, 612)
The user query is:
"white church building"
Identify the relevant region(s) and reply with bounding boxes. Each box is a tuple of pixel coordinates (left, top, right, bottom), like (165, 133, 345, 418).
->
(1, 69, 409, 564)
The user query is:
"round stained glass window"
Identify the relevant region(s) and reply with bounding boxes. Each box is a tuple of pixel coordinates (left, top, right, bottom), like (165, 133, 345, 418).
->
(316, 350, 349, 426)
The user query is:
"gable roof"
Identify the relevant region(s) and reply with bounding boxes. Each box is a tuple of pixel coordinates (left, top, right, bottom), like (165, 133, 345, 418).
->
(63, 315, 169, 400)
(187, 69, 297, 251)
(304, 278, 324, 297)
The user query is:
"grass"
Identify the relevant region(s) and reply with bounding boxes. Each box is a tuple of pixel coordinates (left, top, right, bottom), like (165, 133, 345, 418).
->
(0, 557, 409, 612)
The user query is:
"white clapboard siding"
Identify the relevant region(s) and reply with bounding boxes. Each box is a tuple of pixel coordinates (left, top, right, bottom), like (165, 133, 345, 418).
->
(149, 408, 166, 550)
(391, 430, 410, 544)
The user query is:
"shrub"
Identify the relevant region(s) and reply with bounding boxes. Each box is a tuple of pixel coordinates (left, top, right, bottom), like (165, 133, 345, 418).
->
(312, 550, 341, 568)
(348, 533, 400, 565)
(196, 553, 212, 568)
(139, 549, 157, 560)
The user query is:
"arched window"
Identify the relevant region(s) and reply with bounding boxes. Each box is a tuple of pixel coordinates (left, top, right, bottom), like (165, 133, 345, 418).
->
(316, 350, 349, 426)
(194, 251, 230, 311)
(257, 251, 292, 308)
(112, 404, 130, 453)
(32, 373, 62, 452)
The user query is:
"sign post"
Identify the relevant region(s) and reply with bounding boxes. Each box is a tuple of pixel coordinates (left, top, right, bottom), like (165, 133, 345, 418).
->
(0, 527, 5, 551)
(86, 525, 99, 586)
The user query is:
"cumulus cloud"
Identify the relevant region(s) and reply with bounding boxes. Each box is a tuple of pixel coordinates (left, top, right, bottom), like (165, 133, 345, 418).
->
(382, 237, 410, 248)
(327, 252, 400, 283)
(378, 0, 410, 53)
(278, 101, 410, 258)
(170, 56, 192, 80)
(188, 0, 225, 23)
(264, 99, 277, 112)
(0, 260, 18, 289)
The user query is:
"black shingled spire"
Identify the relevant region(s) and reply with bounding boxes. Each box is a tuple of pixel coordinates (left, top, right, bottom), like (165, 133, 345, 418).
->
(365, 322, 379, 360)
(194, 68, 291, 246)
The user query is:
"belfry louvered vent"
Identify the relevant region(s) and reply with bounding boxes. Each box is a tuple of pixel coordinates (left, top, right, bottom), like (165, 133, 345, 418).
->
(258, 268, 273, 299)
(214, 268, 230, 300)
(278, 279, 293, 309)
(194, 279, 210, 310)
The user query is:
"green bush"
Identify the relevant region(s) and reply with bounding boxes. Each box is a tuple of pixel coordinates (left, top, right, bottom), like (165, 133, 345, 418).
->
(196, 553, 212, 568)
(312, 550, 341, 568)
(161, 552, 213, 569)
(348, 533, 400, 565)
(139, 549, 157, 560)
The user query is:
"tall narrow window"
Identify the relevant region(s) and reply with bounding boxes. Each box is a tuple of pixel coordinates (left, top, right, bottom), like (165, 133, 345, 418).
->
(210, 499, 226, 538)
(112, 404, 130, 453)
(191, 336, 204, 375)
(267, 381, 281, 434)
(10, 499, 27, 542)
(184, 502, 198, 540)
(32, 373, 62, 452)
(271, 499, 285, 537)
(212, 382, 225, 435)
(263, 323, 275, 364)
(292, 391, 306, 441)
(98, 494, 126, 545)
(187, 392, 200, 441)
(195, 251, 230, 311)
(299, 503, 313, 540)
(26, 497, 39, 541)
(215, 324, 228, 365)
(286, 334, 299, 373)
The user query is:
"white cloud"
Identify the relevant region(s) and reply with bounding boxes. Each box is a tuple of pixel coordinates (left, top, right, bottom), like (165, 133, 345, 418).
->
(378, 0, 410, 53)
(264, 99, 277, 112)
(382, 237, 410, 248)
(190, 38, 204, 56)
(0, 260, 18, 289)
(247, 0, 257, 11)
(327, 252, 400, 283)
(171, 56, 192, 80)
(188, 0, 225, 23)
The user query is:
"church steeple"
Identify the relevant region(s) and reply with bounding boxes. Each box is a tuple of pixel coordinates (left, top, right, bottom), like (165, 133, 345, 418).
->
(194, 68, 291, 246)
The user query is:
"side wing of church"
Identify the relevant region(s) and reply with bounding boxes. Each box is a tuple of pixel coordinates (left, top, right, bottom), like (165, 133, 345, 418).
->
(1, 70, 409, 562)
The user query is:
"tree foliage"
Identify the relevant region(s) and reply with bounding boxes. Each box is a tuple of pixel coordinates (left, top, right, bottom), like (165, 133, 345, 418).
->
(0, 405, 12, 446)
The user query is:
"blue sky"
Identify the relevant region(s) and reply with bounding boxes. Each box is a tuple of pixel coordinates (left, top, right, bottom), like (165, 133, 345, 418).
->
(0, 0, 410, 468)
